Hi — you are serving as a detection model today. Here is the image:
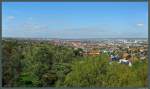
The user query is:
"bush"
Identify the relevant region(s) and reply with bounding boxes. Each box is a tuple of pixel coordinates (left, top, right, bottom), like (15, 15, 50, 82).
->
(63, 55, 148, 87)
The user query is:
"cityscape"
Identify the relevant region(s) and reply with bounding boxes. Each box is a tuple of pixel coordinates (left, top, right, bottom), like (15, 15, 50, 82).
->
(3, 37, 148, 66)
(2, 2, 148, 87)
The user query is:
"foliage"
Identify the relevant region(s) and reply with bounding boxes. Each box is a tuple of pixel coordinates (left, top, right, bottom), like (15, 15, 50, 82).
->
(2, 40, 148, 87)
(63, 56, 148, 87)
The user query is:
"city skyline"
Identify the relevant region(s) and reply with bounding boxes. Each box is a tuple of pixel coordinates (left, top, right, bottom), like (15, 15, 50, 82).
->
(2, 2, 148, 39)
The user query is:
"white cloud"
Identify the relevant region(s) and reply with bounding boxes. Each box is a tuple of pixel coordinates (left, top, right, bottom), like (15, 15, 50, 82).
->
(22, 22, 48, 31)
(137, 23, 144, 27)
(33, 25, 40, 29)
(28, 17, 33, 20)
(8, 16, 15, 20)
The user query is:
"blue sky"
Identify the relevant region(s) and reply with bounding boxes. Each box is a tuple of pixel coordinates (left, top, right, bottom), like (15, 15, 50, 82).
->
(2, 2, 148, 38)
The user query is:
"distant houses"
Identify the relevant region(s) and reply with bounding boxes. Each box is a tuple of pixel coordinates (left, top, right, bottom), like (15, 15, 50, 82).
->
(83, 49, 100, 56)
(49, 39, 148, 63)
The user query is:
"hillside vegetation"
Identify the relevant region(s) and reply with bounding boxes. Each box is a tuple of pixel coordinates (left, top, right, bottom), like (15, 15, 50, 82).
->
(2, 40, 148, 87)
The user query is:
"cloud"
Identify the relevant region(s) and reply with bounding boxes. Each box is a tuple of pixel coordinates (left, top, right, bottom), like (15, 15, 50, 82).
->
(137, 23, 144, 27)
(21, 22, 48, 31)
(8, 16, 15, 20)
(28, 17, 33, 20)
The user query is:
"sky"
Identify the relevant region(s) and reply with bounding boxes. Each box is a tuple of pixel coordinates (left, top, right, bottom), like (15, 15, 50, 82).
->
(2, 2, 148, 39)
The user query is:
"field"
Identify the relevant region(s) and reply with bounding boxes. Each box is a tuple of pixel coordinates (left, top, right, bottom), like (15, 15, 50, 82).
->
(2, 39, 148, 87)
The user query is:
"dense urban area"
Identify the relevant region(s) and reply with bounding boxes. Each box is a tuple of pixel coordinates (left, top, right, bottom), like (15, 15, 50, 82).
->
(2, 38, 148, 87)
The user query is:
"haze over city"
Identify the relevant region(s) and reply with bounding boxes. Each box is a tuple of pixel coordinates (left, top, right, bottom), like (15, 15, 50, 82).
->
(2, 2, 148, 39)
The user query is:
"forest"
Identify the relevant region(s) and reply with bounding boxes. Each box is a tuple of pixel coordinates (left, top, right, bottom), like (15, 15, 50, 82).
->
(2, 39, 148, 87)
